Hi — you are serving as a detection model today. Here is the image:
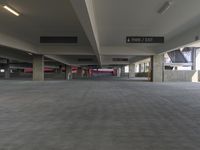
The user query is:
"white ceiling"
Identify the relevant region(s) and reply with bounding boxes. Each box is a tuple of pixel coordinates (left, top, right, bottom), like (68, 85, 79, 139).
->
(1, 0, 200, 65)
(94, 0, 200, 46)
(0, 0, 90, 46)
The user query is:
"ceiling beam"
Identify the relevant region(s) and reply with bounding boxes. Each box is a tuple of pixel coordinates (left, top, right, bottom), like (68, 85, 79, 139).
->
(101, 61, 129, 66)
(45, 55, 70, 65)
(0, 32, 37, 53)
(71, 62, 98, 66)
(70, 0, 101, 64)
(38, 46, 95, 55)
(0, 46, 32, 62)
(129, 56, 150, 64)
(155, 24, 200, 54)
(101, 56, 129, 65)
(101, 46, 155, 56)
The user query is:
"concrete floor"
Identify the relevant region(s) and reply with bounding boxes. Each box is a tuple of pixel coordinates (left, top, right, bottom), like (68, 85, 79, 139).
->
(0, 80, 200, 150)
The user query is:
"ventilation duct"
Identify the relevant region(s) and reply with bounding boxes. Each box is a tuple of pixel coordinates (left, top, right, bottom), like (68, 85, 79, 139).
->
(78, 58, 93, 62)
(40, 36, 78, 43)
(112, 58, 128, 62)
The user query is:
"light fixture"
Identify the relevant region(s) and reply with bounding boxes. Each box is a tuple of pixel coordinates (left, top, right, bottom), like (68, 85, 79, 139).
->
(3, 5, 20, 16)
(0, 69, 5, 73)
(28, 53, 33, 56)
(158, 1, 173, 15)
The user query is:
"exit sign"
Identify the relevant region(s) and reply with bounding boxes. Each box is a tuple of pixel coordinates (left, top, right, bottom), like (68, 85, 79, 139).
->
(126, 36, 164, 43)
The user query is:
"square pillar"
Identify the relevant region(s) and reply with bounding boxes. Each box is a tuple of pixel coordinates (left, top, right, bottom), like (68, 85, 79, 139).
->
(85, 68, 90, 78)
(117, 68, 121, 77)
(129, 64, 135, 78)
(65, 65, 72, 80)
(121, 66, 125, 77)
(77, 67, 83, 78)
(195, 48, 200, 70)
(33, 55, 44, 81)
(58, 65, 63, 73)
(152, 54, 164, 82)
(4, 59, 10, 79)
(195, 48, 200, 82)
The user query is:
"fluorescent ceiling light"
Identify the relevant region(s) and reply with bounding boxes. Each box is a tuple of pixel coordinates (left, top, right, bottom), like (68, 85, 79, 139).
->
(3, 5, 20, 16)
(0, 69, 5, 73)
(158, 1, 173, 15)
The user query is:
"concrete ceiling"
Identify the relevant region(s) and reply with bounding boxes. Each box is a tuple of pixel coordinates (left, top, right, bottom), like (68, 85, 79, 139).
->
(0, 0, 90, 46)
(1, 0, 200, 66)
(94, 0, 200, 45)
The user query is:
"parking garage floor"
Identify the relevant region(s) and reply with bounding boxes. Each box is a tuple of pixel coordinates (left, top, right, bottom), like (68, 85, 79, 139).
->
(0, 80, 200, 150)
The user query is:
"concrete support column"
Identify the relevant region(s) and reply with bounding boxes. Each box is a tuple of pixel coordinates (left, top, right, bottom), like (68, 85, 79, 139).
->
(88, 68, 92, 78)
(82, 69, 86, 78)
(195, 48, 200, 70)
(4, 59, 10, 79)
(58, 65, 63, 73)
(77, 67, 82, 78)
(65, 65, 72, 80)
(195, 48, 200, 82)
(129, 64, 135, 78)
(139, 64, 142, 73)
(85, 68, 89, 78)
(152, 54, 164, 82)
(117, 68, 121, 77)
(33, 55, 44, 81)
(121, 66, 125, 77)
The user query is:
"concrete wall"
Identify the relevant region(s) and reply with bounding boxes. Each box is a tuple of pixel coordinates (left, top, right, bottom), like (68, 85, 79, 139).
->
(199, 71, 200, 82)
(164, 70, 199, 82)
(153, 54, 163, 82)
(129, 64, 135, 78)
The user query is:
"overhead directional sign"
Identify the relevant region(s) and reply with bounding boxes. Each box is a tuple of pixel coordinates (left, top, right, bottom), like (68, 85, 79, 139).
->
(126, 36, 164, 43)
